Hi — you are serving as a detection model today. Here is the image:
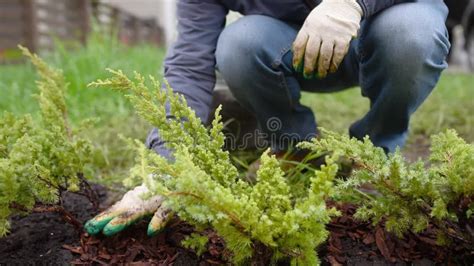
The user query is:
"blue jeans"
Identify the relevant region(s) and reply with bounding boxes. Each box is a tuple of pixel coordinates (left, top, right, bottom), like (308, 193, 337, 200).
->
(215, 0, 450, 153)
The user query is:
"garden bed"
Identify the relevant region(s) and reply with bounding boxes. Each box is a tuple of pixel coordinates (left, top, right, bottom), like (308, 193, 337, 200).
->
(1, 40, 473, 266)
(1, 185, 471, 265)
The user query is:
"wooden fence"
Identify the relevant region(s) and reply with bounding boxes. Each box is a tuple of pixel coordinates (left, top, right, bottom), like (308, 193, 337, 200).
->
(0, 0, 163, 63)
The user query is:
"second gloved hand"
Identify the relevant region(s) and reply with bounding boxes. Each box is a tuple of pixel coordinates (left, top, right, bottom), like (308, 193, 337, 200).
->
(84, 184, 171, 236)
(293, 0, 363, 78)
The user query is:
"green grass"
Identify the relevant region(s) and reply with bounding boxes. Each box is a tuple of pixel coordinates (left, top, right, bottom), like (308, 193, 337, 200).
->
(1, 34, 165, 121)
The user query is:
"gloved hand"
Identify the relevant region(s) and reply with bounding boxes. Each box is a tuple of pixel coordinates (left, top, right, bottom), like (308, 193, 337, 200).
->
(84, 184, 171, 236)
(293, 0, 363, 78)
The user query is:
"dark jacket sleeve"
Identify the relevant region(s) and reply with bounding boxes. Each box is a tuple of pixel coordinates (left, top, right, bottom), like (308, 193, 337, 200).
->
(356, 0, 413, 18)
(146, 0, 228, 157)
(164, 0, 228, 121)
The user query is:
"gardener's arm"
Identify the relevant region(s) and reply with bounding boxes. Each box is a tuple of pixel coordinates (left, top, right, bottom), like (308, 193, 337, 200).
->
(85, 0, 228, 236)
(146, 0, 228, 157)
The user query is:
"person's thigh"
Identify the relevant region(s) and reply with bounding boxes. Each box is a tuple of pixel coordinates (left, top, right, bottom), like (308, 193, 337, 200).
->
(215, 15, 302, 112)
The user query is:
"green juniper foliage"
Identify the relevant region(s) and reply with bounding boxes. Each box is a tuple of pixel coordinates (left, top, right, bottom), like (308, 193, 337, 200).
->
(0, 47, 94, 236)
(90, 70, 339, 265)
(182, 233, 210, 256)
(299, 129, 473, 245)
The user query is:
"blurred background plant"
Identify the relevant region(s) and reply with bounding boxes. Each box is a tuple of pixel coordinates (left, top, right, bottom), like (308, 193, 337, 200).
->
(1, 30, 165, 189)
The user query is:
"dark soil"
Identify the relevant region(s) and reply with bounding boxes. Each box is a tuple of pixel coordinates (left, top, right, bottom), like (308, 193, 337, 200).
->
(65, 220, 229, 265)
(0, 185, 472, 265)
(321, 203, 473, 266)
(0, 185, 107, 265)
(0, 185, 228, 265)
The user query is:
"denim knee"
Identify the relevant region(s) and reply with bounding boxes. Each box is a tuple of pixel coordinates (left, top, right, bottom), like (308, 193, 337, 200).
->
(361, 4, 450, 77)
(215, 15, 289, 101)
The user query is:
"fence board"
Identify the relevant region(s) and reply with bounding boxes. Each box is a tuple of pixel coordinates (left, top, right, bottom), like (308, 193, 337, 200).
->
(0, 28, 24, 39)
(36, 2, 67, 15)
(22, 0, 38, 52)
(0, 1, 22, 8)
(0, 38, 26, 49)
(0, 8, 23, 20)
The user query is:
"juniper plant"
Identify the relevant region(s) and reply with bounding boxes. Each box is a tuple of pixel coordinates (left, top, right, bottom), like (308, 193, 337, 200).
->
(0, 47, 95, 236)
(299, 129, 474, 247)
(89, 70, 339, 265)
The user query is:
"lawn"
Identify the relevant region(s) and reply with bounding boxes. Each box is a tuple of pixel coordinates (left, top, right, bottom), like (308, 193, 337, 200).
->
(1, 36, 473, 184)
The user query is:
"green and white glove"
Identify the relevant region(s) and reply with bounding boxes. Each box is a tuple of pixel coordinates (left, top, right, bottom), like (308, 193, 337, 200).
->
(84, 184, 171, 236)
(293, 0, 363, 78)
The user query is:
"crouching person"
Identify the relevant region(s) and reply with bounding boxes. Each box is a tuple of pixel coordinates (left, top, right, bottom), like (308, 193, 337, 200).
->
(85, 0, 450, 236)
